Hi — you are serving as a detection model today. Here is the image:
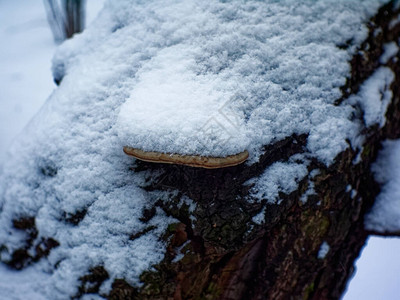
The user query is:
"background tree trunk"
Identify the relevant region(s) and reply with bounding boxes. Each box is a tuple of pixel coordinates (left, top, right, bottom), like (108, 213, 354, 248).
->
(43, 0, 85, 43)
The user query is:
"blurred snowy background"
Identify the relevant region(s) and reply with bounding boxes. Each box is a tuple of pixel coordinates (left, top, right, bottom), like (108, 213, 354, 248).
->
(0, 1, 399, 299)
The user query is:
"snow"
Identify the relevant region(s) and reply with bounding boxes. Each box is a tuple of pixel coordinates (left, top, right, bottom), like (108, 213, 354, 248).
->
(300, 169, 319, 203)
(365, 139, 400, 233)
(252, 208, 265, 225)
(380, 42, 399, 64)
(0, 0, 105, 165)
(317, 241, 330, 259)
(69, 0, 386, 165)
(0, 0, 397, 299)
(389, 14, 400, 30)
(0, 1, 56, 164)
(247, 159, 308, 204)
(348, 67, 394, 128)
(0, 263, 49, 300)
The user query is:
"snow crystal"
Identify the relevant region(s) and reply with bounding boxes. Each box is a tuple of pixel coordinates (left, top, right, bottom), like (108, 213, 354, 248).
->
(380, 42, 399, 64)
(365, 140, 400, 233)
(317, 241, 330, 259)
(252, 208, 265, 225)
(247, 160, 309, 204)
(171, 240, 190, 263)
(0, 0, 392, 299)
(300, 180, 317, 204)
(348, 67, 394, 128)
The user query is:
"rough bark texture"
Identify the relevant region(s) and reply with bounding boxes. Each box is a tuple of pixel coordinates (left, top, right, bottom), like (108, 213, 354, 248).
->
(104, 2, 400, 300)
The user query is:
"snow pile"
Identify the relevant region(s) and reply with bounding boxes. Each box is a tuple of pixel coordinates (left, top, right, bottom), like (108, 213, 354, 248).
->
(348, 67, 395, 128)
(113, 0, 389, 163)
(0, 0, 393, 298)
(247, 159, 308, 204)
(380, 42, 399, 64)
(365, 140, 400, 233)
(0, 263, 49, 300)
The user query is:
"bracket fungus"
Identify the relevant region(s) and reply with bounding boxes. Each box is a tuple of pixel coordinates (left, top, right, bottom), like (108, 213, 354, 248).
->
(123, 146, 249, 169)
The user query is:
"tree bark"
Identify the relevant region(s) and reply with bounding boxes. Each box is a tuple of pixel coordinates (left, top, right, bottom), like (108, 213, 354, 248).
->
(44, 0, 85, 43)
(104, 2, 400, 299)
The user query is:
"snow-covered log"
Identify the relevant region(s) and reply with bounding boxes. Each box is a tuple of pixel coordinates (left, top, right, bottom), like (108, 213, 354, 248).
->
(1, 0, 400, 299)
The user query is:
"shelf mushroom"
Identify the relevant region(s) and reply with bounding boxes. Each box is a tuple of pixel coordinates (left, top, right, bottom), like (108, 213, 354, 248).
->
(123, 146, 249, 169)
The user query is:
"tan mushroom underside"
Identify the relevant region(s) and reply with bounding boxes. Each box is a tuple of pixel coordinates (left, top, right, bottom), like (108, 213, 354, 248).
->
(123, 146, 249, 169)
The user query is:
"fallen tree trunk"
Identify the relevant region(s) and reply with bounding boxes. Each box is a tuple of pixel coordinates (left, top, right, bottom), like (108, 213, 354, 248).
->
(1, 2, 400, 300)
(108, 3, 400, 299)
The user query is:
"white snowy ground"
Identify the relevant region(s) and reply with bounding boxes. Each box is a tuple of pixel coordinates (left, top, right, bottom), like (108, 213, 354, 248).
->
(0, 1, 105, 299)
(344, 237, 400, 300)
(0, 1, 399, 299)
(0, 0, 56, 164)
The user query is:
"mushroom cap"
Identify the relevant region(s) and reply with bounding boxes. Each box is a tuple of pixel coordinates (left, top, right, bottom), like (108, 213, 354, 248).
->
(123, 146, 249, 169)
